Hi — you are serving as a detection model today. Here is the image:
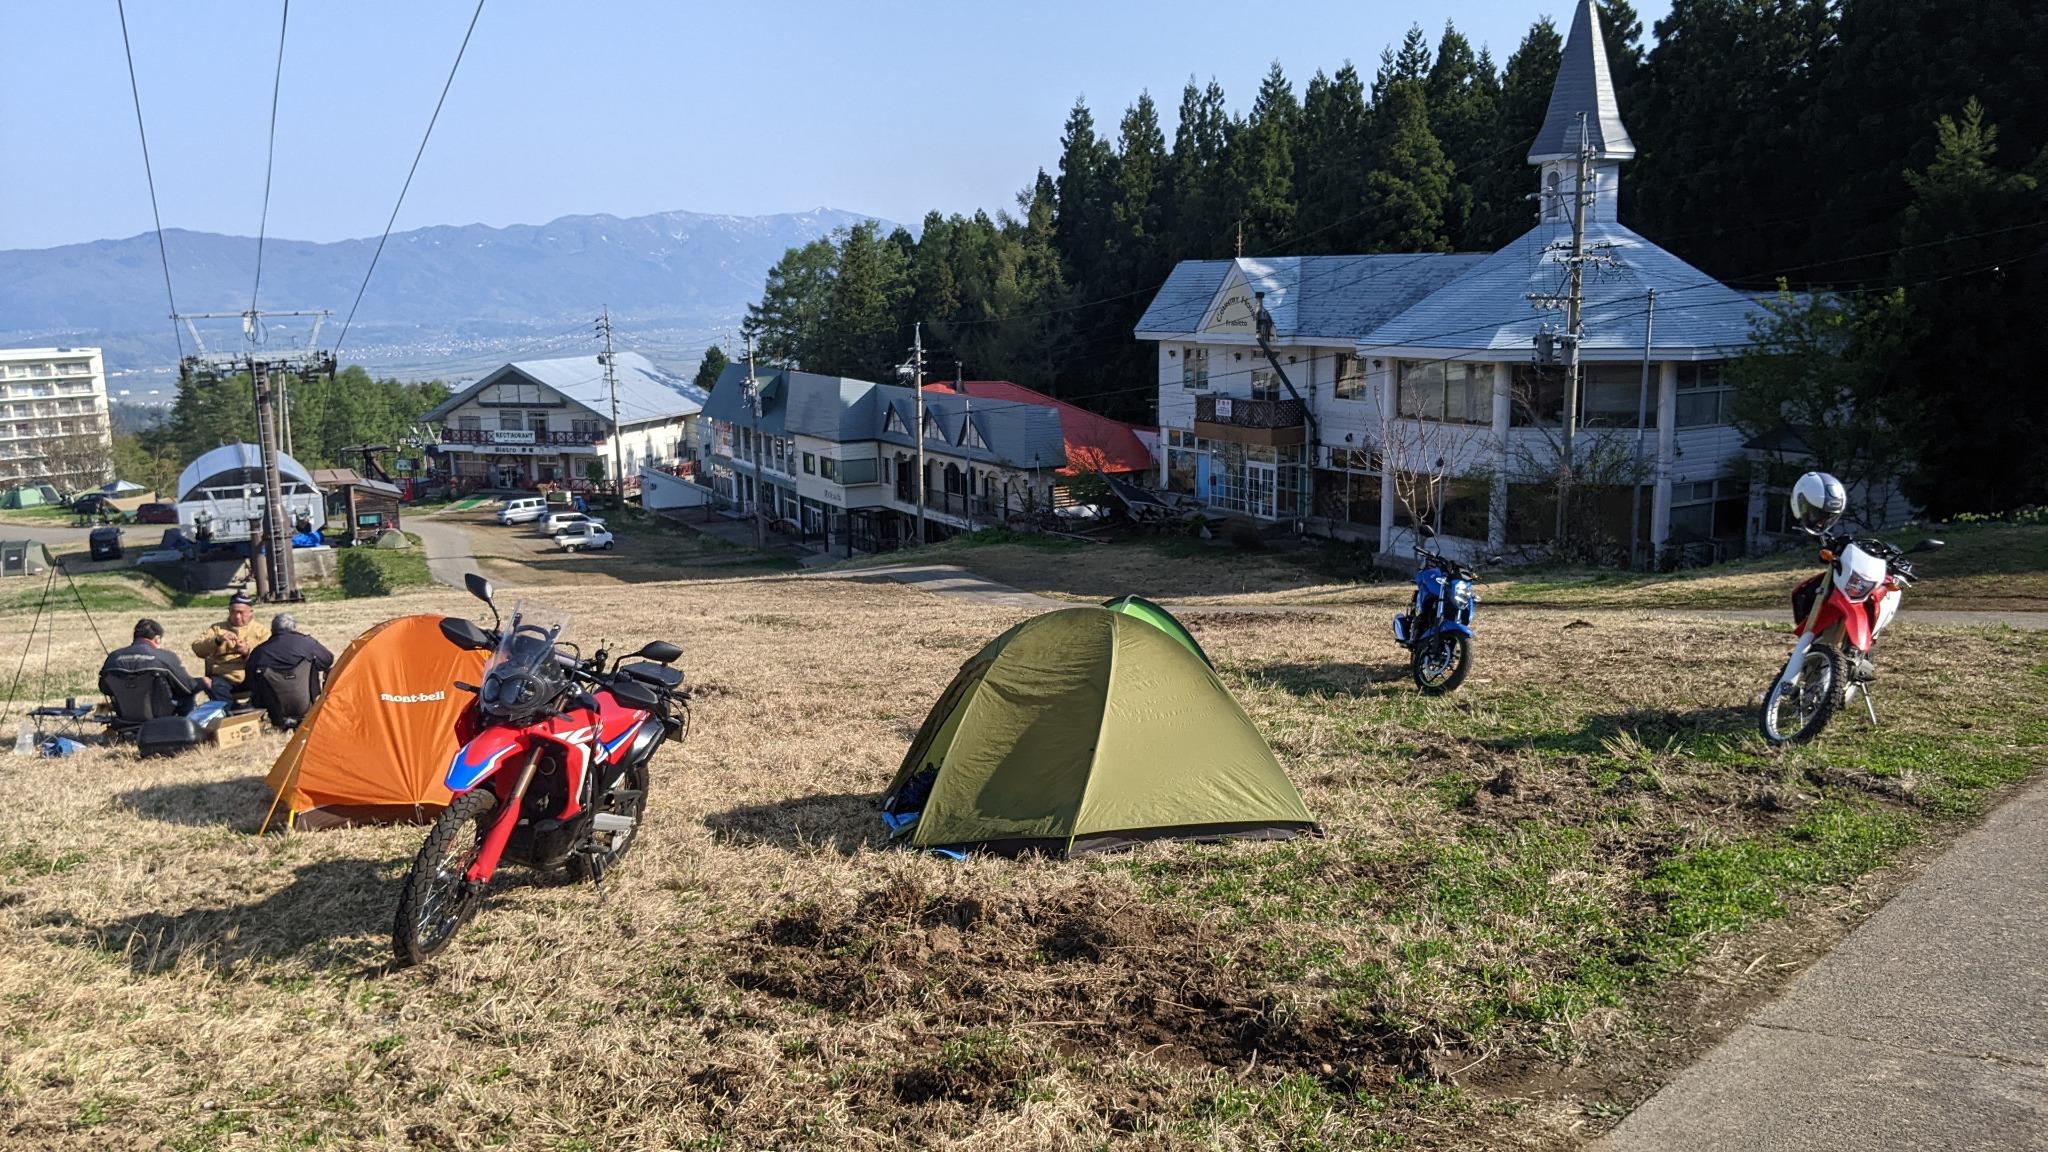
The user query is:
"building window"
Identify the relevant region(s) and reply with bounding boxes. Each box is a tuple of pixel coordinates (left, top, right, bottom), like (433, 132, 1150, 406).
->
(802, 452, 816, 475)
(1675, 362, 1731, 428)
(1668, 476, 1747, 542)
(456, 415, 481, 432)
(819, 456, 837, 481)
(525, 410, 551, 433)
(1250, 366, 1281, 402)
(962, 418, 986, 450)
(572, 417, 601, 439)
(1182, 346, 1210, 390)
(1397, 361, 1491, 424)
(1579, 364, 1658, 428)
(1544, 170, 1564, 222)
(1333, 354, 1366, 400)
(884, 407, 908, 435)
(837, 456, 877, 485)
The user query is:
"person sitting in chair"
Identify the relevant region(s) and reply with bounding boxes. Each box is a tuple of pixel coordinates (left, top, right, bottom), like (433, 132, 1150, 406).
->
(191, 592, 270, 697)
(246, 613, 334, 727)
(101, 618, 213, 717)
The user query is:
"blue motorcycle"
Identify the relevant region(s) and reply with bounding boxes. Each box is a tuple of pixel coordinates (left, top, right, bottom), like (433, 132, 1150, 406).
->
(1392, 531, 1486, 694)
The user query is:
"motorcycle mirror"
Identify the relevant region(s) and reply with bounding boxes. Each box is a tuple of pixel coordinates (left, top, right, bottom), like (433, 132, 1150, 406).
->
(634, 640, 683, 665)
(439, 617, 493, 652)
(463, 571, 494, 604)
(1911, 538, 1946, 554)
(1486, 555, 1505, 567)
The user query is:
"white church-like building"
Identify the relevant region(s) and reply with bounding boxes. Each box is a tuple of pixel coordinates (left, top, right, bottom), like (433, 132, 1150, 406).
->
(1136, 0, 1774, 563)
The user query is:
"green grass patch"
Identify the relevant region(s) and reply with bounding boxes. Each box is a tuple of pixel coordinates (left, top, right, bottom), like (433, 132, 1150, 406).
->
(335, 536, 430, 598)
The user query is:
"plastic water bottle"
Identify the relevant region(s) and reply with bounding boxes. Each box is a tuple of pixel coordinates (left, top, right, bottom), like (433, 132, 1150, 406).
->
(11, 722, 31, 757)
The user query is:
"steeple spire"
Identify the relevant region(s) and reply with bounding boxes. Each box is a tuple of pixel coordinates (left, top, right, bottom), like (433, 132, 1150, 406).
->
(1529, 0, 1634, 223)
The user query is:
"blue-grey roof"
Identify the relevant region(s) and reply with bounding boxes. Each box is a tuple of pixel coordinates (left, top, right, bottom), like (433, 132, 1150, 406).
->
(1529, 0, 1635, 163)
(1134, 254, 1490, 341)
(703, 364, 1066, 469)
(1358, 220, 1762, 358)
(176, 443, 317, 501)
(427, 351, 706, 426)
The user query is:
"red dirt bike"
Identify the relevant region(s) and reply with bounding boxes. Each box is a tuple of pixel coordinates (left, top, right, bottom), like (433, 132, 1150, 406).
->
(392, 573, 689, 964)
(1758, 531, 1943, 745)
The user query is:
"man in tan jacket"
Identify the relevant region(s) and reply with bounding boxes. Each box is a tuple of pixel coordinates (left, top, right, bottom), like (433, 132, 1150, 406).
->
(191, 592, 271, 693)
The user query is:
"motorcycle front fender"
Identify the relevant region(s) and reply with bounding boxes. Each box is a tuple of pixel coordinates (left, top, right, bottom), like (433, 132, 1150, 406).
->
(1421, 619, 1474, 642)
(1836, 590, 1875, 652)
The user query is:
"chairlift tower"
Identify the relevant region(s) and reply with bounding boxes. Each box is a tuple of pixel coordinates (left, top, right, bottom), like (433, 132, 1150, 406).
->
(174, 308, 335, 602)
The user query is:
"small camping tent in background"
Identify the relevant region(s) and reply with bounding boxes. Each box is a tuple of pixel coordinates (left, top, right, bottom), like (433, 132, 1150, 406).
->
(1101, 594, 1212, 668)
(262, 614, 489, 830)
(1, 483, 60, 509)
(881, 606, 1313, 856)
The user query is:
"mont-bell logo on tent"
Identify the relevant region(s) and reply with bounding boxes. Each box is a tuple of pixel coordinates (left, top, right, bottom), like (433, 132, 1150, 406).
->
(379, 689, 448, 704)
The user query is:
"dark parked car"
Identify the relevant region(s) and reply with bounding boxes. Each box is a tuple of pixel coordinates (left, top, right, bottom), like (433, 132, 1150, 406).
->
(135, 502, 178, 525)
(71, 493, 119, 517)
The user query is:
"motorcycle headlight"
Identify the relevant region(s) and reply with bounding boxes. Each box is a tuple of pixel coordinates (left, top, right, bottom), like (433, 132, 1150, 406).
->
(1453, 584, 1474, 606)
(1844, 572, 1878, 601)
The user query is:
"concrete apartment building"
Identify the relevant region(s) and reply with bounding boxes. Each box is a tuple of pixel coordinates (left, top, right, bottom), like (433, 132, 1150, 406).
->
(0, 346, 113, 489)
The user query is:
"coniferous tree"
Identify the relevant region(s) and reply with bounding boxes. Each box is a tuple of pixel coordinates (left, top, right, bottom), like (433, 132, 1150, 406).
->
(1373, 25, 1433, 100)
(1167, 78, 1236, 258)
(745, 238, 838, 367)
(1295, 64, 1372, 250)
(1229, 63, 1301, 251)
(816, 222, 910, 380)
(1466, 17, 1562, 248)
(1054, 99, 1117, 292)
(693, 345, 729, 393)
(1361, 79, 1454, 252)
(1425, 23, 1500, 248)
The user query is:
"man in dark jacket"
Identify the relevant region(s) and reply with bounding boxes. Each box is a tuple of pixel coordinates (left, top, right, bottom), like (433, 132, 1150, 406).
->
(100, 618, 213, 716)
(246, 613, 335, 724)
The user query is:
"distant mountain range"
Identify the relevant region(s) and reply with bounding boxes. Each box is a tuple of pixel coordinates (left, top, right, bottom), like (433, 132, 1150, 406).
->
(0, 207, 886, 383)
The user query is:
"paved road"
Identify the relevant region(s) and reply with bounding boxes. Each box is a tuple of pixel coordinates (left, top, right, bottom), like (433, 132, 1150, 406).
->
(0, 521, 101, 550)
(1599, 777, 2048, 1152)
(409, 516, 481, 588)
(838, 563, 2048, 630)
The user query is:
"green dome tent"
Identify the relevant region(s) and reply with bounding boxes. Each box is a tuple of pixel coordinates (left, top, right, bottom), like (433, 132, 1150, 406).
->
(1101, 594, 1212, 667)
(881, 607, 1314, 856)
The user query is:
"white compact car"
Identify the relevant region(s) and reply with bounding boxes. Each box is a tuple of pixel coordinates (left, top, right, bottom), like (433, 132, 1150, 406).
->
(497, 497, 546, 525)
(538, 509, 604, 535)
(554, 522, 615, 552)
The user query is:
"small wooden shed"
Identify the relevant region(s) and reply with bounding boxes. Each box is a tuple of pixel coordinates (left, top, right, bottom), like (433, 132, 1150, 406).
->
(312, 468, 404, 545)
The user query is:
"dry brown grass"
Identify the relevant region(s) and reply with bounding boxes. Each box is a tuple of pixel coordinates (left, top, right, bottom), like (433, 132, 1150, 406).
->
(1, 567, 2041, 1150)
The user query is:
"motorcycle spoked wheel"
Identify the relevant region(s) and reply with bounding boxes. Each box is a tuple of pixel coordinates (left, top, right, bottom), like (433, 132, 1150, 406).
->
(392, 788, 498, 966)
(1759, 642, 1846, 745)
(569, 760, 650, 882)
(1410, 632, 1473, 695)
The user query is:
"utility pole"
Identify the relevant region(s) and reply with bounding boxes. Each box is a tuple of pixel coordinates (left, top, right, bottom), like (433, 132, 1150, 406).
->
(1629, 288, 1656, 570)
(1527, 112, 1608, 551)
(912, 323, 927, 545)
(596, 308, 624, 509)
(744, 331, 765, 549)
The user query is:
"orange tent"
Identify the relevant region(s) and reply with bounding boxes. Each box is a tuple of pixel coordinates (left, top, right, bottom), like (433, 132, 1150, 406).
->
(263, 614, 489, 830)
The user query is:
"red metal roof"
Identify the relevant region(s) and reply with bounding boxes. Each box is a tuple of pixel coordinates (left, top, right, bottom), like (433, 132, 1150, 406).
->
(923, 381, 1154, 476)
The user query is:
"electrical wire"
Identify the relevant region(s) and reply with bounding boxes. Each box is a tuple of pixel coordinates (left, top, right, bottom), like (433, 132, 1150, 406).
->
(334, 0, 487, 357)
(114, 0, 184, 360)
(249, 0, 290, 319)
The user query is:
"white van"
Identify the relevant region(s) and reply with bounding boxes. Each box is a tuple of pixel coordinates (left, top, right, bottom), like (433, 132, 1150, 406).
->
(496, 497, 546, 525)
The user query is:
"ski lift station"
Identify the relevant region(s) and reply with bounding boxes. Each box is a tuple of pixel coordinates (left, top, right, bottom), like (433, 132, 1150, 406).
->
(176, 443, 323, 546)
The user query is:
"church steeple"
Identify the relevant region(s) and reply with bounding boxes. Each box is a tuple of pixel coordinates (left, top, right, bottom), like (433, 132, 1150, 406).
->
(1530, 0, 1634, 224)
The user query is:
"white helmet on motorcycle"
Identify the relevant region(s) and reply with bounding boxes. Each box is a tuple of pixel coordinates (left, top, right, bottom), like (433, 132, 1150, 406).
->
(1789, 471, 1847, 534)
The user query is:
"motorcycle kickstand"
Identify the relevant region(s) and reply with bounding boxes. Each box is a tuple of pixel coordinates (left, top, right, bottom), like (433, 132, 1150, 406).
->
(1862, 688, 1878, 727)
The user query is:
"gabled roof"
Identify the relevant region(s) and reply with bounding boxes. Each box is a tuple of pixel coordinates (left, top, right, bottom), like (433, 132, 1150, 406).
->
(1134, 254, 1490, 342)
(1358, 220, 1761, 358)
(1529, 0, 1635, 163)
(426, 352, 706, 427)
(701, 364, 1066, 470)
(926, 380, 1153, 476)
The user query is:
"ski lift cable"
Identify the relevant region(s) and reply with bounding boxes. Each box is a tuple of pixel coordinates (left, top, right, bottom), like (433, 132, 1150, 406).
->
(114, 0, 185, 360)
(334, 0, 489, 358)
(249, 0, 290, 322)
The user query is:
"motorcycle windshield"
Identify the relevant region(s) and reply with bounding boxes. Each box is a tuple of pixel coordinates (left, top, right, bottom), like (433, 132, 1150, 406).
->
(483, 602, 572, 679)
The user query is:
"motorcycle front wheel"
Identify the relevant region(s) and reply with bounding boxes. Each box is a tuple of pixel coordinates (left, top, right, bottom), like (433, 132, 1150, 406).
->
(1759, 643, 1845, 745)
(392, 788, 498, 966)
(1411, 633, 1472, 695)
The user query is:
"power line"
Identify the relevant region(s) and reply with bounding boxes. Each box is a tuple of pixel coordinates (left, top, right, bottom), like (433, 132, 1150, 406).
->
(334, 0, 487, 357)
(249, 0, 290, 317)
(114, 0, 183, 360)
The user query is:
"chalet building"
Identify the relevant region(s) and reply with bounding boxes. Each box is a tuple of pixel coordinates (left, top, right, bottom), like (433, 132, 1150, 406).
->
(425, 353, 705, 493)
(1137, 0, 1771, 563)
(699, 364, 1064, 555)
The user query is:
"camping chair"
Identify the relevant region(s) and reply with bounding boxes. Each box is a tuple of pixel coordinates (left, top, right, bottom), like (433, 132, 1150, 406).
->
(100, 668, 184, 739)
(251, 663, 321, 730)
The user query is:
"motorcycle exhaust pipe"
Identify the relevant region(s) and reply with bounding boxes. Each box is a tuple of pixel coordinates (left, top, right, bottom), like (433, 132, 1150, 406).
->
(591, 812, 637, 834)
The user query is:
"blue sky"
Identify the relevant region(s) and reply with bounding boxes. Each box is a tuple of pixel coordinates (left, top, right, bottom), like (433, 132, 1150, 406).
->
(0, 1, 1669, 250)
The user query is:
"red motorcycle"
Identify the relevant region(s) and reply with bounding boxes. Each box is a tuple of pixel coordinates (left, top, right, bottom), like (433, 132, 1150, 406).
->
(392, 573, 689, 964)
